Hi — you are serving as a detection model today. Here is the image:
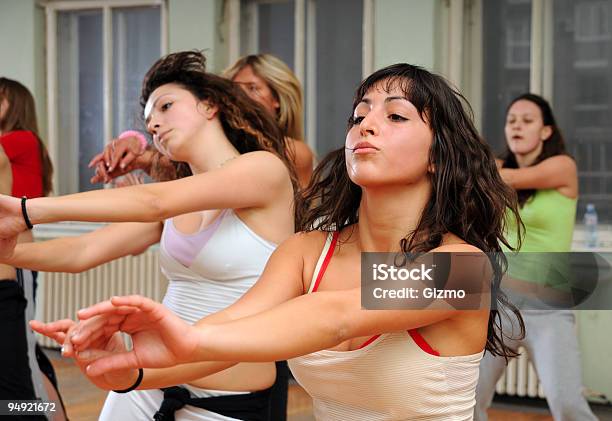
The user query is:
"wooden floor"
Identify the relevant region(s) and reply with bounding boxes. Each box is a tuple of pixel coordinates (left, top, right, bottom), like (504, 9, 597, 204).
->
(45, 349, 600, 421)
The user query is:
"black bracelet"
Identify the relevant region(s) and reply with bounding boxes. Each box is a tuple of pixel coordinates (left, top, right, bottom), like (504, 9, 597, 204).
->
(21, 197, 34, 230)
(112, 368, 144, 394)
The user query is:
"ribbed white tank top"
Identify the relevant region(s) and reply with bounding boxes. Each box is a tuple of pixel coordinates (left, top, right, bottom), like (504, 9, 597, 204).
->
(159, 210, 276, 323)
(288, 232, 483, 420)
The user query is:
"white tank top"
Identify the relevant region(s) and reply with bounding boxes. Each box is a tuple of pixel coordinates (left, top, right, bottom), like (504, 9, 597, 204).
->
(287, 232, 483, 420)
(159, 209, 276, 323)
(100, 211, 277, 421)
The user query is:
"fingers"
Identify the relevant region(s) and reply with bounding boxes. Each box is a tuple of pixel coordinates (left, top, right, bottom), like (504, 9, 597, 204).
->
(30, 318, 75, 334)
(85, 350, 141, 377)
(119, 151, 138, 171)
(109, 142, 130, 172)
(77, 299, 118, 320)
(70, 314, 122, 346)
(76, 347, 119, 363)
(110, 295, 157, 312)
(88, 152, 104, 168)
(29, 319, 74, 346)
(90, 162, 110, 184)
(78, 295, 154, 320)
(103, 142, 113, 170)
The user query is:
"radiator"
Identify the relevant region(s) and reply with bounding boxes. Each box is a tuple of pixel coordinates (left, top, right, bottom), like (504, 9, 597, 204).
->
(496, 347, 546, 398)
(35, 248, 167, 348)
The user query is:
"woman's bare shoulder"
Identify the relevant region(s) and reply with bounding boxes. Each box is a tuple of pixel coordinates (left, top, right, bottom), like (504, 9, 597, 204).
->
(436, 233, 483, 254)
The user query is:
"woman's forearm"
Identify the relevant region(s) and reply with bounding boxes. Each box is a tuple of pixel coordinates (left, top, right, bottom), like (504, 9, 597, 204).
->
(192, 291, 351, 363)
(189, 287, 457, 364)
(2, 222, 160, 272)
(23, 153, 278, 226)
(139, 361, 238, 389)
(4, 237, 89, 272)
(26, 185, 166, 225)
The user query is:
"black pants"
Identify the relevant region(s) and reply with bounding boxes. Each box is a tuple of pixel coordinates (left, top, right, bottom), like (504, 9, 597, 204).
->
(0, 280, 46, 420)
(269, 361, 289, 421)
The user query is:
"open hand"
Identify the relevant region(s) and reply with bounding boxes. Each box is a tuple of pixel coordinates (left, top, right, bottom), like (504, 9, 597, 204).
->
(30, 317, 142, 391)
(67, 295, 199, 377)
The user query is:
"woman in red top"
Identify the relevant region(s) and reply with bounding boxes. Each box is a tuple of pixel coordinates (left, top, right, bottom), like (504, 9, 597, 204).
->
(0, 77, 64, 419)
(0, 78, 53, 199)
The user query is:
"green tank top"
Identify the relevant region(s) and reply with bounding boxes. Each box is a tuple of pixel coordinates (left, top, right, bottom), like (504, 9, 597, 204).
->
(504, 189, 577, 290)
(505, 189, 577, 252)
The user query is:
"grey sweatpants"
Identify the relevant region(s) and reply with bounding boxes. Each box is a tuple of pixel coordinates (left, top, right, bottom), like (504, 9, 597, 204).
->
(474, 310, 598, 421)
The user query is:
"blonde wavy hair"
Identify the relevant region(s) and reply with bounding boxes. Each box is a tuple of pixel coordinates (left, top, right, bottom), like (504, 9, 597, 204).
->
(224, 54, 304, 141)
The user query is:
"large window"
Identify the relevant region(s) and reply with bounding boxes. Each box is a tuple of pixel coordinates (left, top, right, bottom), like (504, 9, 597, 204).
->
(479, 0, 612, 222)
(482, 0, 532, 154)
(239, 0, 368, 156)
(47, 1, 164, 195)
(553, 0, 612, 222)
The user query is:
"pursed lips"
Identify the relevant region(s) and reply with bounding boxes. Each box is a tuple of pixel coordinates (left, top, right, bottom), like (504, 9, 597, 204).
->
(351, 141, 380, 153)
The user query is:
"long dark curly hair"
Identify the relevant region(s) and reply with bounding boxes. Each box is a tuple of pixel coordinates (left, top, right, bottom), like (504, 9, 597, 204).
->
(139, 51, 299, 195)
(501, 93, 571, 206)
(298, 63, 525, 360)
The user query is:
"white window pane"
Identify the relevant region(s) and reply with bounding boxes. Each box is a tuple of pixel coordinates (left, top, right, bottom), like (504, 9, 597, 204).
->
(553, 0, 612, 222)
(57, 10, 104, 194)
(112, 6, 161, 136)
(482, 0, 532, 154)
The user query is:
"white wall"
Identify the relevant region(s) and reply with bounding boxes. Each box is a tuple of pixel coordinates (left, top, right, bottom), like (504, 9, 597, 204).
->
(0, 0, 47, 138)
(167, 0, 223, 72)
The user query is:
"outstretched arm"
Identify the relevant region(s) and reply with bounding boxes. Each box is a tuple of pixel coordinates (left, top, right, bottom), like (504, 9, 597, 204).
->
(0, 222, 161, 273)
(69, 244, 489, 376)
(70, 289, 461, 377)
(499, 155, 577, 195)
(0, 151, 290, 238)
(31, 230, 309, 388)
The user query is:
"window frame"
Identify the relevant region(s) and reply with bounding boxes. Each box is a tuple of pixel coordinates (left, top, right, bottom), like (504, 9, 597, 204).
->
(44, 0, 167, 193)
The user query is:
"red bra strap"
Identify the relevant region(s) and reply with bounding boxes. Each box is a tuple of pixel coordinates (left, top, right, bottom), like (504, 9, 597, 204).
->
(311, 232, 339, 293)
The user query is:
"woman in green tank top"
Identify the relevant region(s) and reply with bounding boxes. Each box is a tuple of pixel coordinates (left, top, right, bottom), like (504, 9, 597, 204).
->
(475, 94, 597, 421)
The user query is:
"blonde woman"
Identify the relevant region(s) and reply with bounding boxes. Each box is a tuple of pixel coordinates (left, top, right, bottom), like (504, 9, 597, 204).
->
(91, 54, 313, 188)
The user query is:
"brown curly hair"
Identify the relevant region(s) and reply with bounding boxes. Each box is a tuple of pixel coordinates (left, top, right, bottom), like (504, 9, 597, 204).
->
(139, 51, 299, 192)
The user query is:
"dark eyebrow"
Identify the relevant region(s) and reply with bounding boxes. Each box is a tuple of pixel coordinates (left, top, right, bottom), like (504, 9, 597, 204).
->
(385, 96, 409, 103)
(358, 96, 409, 106)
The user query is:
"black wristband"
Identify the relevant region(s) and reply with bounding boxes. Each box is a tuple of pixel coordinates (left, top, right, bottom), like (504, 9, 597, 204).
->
(21, 197, 34, 230)
(112, 368, 144, 394)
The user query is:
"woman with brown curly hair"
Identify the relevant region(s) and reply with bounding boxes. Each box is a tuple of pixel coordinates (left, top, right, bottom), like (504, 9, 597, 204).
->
(89, 53, 313, 189)
(21, 63, 523, 420)
(0, 51, 298, 420)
